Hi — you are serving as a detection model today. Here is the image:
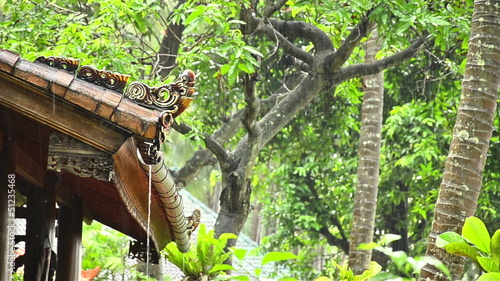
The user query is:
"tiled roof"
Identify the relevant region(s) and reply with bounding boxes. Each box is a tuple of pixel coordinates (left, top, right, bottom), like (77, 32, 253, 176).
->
(0, 50, 159, 144)
(0, 49, 198, 254)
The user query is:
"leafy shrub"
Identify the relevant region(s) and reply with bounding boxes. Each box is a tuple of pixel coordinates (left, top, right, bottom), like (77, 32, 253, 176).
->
(437, 216, 500, 281)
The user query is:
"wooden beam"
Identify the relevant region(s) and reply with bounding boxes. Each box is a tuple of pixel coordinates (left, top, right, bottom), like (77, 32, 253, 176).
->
(56, 195, 83, 281)
(24, 175, 56, 281)
(0, 77, 128, 154)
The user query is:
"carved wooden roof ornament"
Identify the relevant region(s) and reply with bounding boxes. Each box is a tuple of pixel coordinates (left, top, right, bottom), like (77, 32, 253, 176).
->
(35, 56, 80, 73)
(77, 65, 129, 93)
(124, 70, 197, 157)
(48, 133, 113, 182)
(22, 53, 200, 252)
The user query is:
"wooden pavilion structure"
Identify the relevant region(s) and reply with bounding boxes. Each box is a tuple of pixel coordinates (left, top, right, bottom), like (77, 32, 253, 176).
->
(0, 50, 200, 280)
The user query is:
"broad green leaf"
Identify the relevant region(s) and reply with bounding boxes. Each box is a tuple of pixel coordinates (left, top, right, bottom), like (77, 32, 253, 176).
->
(477, 272, 500, 281)
(219, 64, 230, 75)
(463, 216, 491, 254)
(262, 251, 298, 265)
(358, 261, 382, 279)
(227, 62, 239, 85)
(238, 63, 251, 73)
(436, 232, 467, 248)
(254, 268, 262, 276)
(219, 232, 238, 240)
(444, 242, 480, 262)
(231, 248, 247, 261)
(381, 233, 402, 245)
(358, 242, 378, 250)
(491, 230, 500, 266)
(477, 257, 499, 273)
(430, 18, 450, 27)
(185, 6, 206, 25)
(208, 264, 235, 274)
(243, 46, 264, 57)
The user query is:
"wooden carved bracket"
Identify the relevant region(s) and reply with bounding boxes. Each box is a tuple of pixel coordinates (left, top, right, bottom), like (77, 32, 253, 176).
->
(47, 133, 113, 181)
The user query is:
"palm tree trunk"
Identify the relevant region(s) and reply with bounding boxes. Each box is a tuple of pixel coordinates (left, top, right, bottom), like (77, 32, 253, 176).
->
(420, 1, 500, 279)
(348, 27, 384, 274)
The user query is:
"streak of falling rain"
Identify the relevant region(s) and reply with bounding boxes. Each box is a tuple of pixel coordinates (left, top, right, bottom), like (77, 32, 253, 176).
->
(147, 165, 152, 279)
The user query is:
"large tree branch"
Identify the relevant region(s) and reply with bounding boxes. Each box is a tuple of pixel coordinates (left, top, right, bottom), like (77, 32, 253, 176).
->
(240, 9, 314, 66)
(258, 74, 319, 148)
(334, 34, 429, 83)
(265, 18, 334, 53)
(203, 132, 231, 169)
(260, 20, 314, 66)
(319, 227, 350, 254)
(238, 74, 262, 178)
(171, 110, 244, 187)
(230, 73, 319, 157)
(240, 8, 334, 66)
(326, 11, 374, 72)
(171, 71, 305, 187)
(262, 0, 288, 17)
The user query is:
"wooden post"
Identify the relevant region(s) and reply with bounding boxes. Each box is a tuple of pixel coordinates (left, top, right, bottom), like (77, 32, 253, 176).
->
(24, 174, 56, 281)
(56, 195, 83, 281)
(0, 134, 13, 281)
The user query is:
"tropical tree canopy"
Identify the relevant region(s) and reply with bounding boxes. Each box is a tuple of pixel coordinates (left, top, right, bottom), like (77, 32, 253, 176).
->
(2, 0, 499, 280)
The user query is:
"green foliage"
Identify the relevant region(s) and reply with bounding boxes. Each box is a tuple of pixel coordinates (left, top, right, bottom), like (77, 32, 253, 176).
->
(12, 271, 22, 281)
(437, 216, 500, 276)
(0, 0, 167, 82)
(162, 224, 298, 280)
(2, 0, 497, 279)
(334, 262, 382, 281)
(162, 224, 236, 279)
(82, 222, 131, 280)
(369, 246, 451, 280)
(228, 248, 298, 280)
(359, 234, 451, 281)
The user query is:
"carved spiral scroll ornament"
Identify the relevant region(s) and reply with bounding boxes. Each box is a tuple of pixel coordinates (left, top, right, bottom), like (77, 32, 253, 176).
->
(77, 65, 129, 93)
(125, 70, 196, 113)
(124, 70, 197, 156)
(35, 56, 80, 73)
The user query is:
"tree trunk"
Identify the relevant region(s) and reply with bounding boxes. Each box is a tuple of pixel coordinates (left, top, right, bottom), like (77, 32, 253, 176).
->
(156, 0, 186, 79)
(348, 27, 384, 275)
(214, 170, 252, 249)
(249, 201, 262, 242)
(420, 1, 500, 280)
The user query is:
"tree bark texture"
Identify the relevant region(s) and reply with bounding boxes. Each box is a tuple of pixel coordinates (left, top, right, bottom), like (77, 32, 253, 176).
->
(420, 1, 500, 280)
(348, 28, 385, 275)
(157, 0, 186, 79)
(214, 170, 252, 248)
